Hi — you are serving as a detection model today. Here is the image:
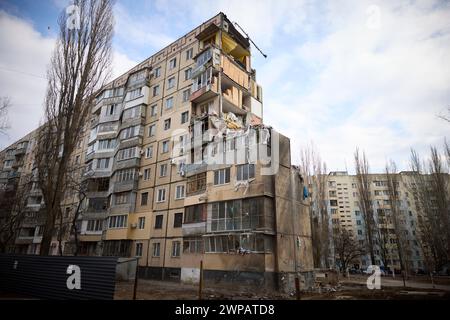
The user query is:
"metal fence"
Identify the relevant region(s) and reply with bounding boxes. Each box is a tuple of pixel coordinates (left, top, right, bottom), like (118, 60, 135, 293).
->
(0, 254, 118, 299)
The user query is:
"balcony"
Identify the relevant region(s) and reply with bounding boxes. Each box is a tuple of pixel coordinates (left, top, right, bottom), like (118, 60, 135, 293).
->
(14, 146, 27, 156)
(182, 222, 206, 237)
(190, 79, 219, 104)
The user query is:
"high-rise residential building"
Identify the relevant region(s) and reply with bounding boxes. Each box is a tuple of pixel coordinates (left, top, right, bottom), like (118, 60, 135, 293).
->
(323, 171, 436, 273)
(0, 13, 314, 291)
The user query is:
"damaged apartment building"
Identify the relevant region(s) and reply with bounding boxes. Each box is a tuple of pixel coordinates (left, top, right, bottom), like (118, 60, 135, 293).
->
(0, 13, 314, 291)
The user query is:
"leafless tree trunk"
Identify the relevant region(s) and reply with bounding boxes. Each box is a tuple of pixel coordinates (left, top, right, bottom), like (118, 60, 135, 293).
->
(354, 148, 376, 265)
(385, 160, 409, 281)
(0, 96, 11, 134)
(36, 0, 113, 256)
(300, 143, 331, 268)
(438, 106, 450, 123)
(409, 146, 450, 272)
(333, 227, 365, 273)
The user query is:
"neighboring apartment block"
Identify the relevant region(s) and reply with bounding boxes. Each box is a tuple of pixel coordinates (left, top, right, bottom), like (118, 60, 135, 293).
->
(0, 13, 314, 291)
(324, 171, 434, 273)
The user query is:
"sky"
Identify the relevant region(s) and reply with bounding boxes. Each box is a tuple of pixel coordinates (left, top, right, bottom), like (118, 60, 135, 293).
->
(0, 0, 449, 173)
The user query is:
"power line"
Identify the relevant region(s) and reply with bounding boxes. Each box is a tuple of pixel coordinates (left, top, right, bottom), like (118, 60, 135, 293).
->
(0, 66, 47, 80)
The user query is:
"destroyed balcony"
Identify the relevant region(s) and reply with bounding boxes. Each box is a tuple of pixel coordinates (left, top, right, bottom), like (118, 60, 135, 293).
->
(184, 163, 208, 178)
(190, 77, 219, 104)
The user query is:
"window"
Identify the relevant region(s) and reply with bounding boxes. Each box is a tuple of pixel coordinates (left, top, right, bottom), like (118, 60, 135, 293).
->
(143, 168, 151, 180)
(96, 158, 110, 169)
(152, 242, 160, 257)
(166, 97, 173, 109)
(184, 68, 192, 80)
(153, 67, 161, 78)
(141, 192, 148, 206)
(108, 215, 127, 228)
(145, 146, 153, 158)
(120, 125, 140, 140)
(185, 48, 193, 60)
(175, 185, 185, 199)
(357, 230, 363, 235)
(169, 58, 176, 69)
(106, 104, 117, 115)
(330, 200, 338, 206)
(355, 210, 361, 216)
(150, 104, 157, 116)
(126, 88, 142, 101)
(164, 118, 171, 130)
(135, 243, 143, 257)
(183, 237, 203, 254)
(184, 204, 207, 224)
(117, 147, 136, 160)
(329, 190, 337, 197)
(98, 139, 116, 150)
(75, 155, 80, 165)
(123, 106, 141, 120)
(171, 241, 181, 257)
(160, 164, 168, 177)
(186, 173, 206, 195)
(138, 217, 145, 229)
(157, 188, 166, 202)
(162, 140, 169, 153)
(182, 88, 191, 102)
(181, 111, 189, 124)
(87, 220, 102, 231)
(210, 198, 263, 232)
(236, 164, 255, 181)
(155, 215, 163, 228)
(214, 168, 230, 185)
(116, 168, 137, 182)
(115, 192, 130, 205)
(152, 85, 160, 97)
(356, 220, 362, 225)
(174, 213, 183, 228)
(192, 68, 211, 91)
(148, 124, 156, 137)
(205, 233, 265, 253)
(167, 77, 175, 89)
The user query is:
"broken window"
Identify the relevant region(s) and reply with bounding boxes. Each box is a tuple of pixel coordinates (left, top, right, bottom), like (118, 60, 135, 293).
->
(236, 164, 255, 181)
(183, 237, 203, 254)
(184, 204, 207, 224)
(186, 172, 206, 195)
(204, 233, 266, 253)
(210, 198, 263, 232)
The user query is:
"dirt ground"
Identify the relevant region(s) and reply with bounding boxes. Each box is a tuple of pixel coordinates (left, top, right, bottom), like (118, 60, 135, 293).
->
(114, 277, 450, 300)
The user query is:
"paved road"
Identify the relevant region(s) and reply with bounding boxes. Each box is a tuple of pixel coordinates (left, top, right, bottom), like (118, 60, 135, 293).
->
(343, 276, 450, 291)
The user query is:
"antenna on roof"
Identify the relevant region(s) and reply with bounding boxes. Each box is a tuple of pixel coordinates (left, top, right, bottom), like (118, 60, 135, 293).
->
(232, 22, 267, 59)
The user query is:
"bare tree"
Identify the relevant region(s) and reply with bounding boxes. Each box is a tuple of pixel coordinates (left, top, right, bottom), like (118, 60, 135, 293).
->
(0, 173, 32, 253)
(385, 161, 411, 282)
(409, 146, 450, 272)
(0, 96, 11, 134)
(438, 106, 450, 123)
(354, 148, 376, 265)
(333, 227, 365, 273)
(300, 143, 332, 268)
(35, 0, 113, 255)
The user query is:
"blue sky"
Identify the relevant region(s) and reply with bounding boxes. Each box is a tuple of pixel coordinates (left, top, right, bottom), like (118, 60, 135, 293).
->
(0, 0, 449, 173)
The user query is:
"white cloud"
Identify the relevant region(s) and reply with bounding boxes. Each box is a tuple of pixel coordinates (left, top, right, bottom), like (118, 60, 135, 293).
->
(259, 0, 450, 172)
(0, 10, 54, 149)
(0, 10, 138, 150)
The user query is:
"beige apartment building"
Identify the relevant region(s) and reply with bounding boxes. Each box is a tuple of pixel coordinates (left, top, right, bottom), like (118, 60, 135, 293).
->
(0, 13, 314, 291)
(324, 171, 428, 272)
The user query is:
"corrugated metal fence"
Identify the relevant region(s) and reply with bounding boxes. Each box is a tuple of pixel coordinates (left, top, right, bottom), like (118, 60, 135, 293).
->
(0, 254, 118, 299)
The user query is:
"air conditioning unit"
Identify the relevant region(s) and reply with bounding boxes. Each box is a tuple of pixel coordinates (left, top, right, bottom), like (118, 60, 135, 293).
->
(130, 223, 137, 229)
(138, 172, 143, 177)
(139, 149, 144, 155)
